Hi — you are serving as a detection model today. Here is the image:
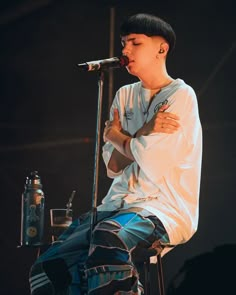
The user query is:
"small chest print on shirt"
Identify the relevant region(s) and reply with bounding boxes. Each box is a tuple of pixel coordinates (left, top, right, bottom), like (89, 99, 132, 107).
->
(124, 98, 169, 126)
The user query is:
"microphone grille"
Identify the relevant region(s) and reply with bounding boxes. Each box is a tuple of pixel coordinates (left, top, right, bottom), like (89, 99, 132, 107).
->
(119, 55, 129, 67)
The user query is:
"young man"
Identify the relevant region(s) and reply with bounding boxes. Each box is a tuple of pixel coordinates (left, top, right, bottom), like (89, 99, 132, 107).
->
(29, 13, 202, 295)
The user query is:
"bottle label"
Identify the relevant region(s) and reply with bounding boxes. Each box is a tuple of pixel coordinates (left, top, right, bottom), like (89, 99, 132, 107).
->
(26, 226, 38, 238)
(27, 204, 40, 222)
(34, 194, 43, 205)
(21, 190, 45, 246)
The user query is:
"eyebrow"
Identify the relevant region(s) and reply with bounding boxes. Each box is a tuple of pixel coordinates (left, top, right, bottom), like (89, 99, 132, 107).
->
(121, 37, 138, 45)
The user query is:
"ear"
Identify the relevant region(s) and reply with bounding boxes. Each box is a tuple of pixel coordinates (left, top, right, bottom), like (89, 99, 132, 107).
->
(158, 42, 169, 55)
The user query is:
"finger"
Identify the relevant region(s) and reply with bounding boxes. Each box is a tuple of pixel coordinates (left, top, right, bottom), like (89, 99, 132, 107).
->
(162, 122, 180, 130)
(158, 117, 180, 129)
(162, 128, 177, 134)
(103, 131, 106, 142)
(158, 111, 180, 120)
(158, 122, 179, 133)
(113, 108, 120, 122)
(159, 104, 169, 112)
(163, 118, 180, 127)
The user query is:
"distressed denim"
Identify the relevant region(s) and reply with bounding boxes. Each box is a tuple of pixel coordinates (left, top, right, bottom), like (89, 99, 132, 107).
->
(29, 208, 169, 295)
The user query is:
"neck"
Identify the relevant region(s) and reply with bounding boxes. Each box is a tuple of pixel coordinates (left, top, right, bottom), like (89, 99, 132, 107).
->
(139, 67, 173, 92)
(141, 75, 174, 98)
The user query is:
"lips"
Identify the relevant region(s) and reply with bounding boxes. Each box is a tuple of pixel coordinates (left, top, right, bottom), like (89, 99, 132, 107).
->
(127, 60, 134, 65)
(124, 55, 134, 65)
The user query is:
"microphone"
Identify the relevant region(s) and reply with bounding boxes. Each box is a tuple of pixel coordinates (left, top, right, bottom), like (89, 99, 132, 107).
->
(77, 56, 129, 71)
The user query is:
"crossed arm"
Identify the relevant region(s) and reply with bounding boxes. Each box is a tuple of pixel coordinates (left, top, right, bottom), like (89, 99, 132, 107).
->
(103, 105, 180, 173)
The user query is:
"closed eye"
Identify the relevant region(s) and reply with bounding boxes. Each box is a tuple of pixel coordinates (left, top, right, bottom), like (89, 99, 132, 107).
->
(121, 37, 142, 47)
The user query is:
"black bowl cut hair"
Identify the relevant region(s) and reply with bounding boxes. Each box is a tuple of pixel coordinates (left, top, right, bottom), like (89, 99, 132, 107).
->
(120, 13, 176, 53)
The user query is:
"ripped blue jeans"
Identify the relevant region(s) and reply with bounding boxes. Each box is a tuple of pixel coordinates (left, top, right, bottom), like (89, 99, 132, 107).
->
(29, 207, 169, 295)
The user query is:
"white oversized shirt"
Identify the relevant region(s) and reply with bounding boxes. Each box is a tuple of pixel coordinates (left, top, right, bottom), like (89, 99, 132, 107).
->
(98, 79, 202, 248)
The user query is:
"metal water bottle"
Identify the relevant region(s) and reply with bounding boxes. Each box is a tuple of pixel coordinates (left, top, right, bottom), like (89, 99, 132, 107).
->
(21, 171, 45, 246)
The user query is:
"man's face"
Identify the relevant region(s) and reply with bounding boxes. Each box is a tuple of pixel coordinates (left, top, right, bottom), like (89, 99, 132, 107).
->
(121, 34, 163, 76)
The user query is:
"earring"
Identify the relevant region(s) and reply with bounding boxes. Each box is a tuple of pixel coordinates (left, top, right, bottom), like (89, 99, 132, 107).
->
(159, 48, 164, 54)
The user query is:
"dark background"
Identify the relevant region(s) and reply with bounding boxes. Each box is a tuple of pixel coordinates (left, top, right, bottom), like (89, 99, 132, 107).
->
(0, 0, 235, 294)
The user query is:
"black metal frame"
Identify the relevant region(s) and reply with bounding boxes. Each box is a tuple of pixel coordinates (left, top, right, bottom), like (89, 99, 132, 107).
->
(143, 253, 165, 295)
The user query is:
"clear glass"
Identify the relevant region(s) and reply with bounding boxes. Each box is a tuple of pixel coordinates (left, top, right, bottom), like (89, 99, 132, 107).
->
(50, 208, 73, 242)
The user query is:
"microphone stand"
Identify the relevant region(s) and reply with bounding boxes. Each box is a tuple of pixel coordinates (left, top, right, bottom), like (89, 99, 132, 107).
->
(90, 69, 105, 237)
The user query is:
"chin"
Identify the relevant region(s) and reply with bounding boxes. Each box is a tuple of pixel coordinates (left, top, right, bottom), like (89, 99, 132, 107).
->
(126, 65, 139, 76)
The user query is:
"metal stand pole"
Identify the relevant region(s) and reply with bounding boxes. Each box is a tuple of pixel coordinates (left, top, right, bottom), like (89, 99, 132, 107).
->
(90, 70, 105, 236)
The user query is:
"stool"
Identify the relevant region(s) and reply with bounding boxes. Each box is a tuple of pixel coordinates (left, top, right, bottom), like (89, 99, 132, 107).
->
(132, 242, 175, 295)
(143, 251, 164, 295)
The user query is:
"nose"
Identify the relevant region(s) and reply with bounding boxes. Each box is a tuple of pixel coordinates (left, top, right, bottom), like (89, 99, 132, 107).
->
(122, 44, 130, 57)
(122, 48, 127, 56)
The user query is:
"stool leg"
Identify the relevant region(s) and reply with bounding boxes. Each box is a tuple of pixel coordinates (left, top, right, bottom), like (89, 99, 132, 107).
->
(144, 260, 151, 295)
(157, 254, 165, 295)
